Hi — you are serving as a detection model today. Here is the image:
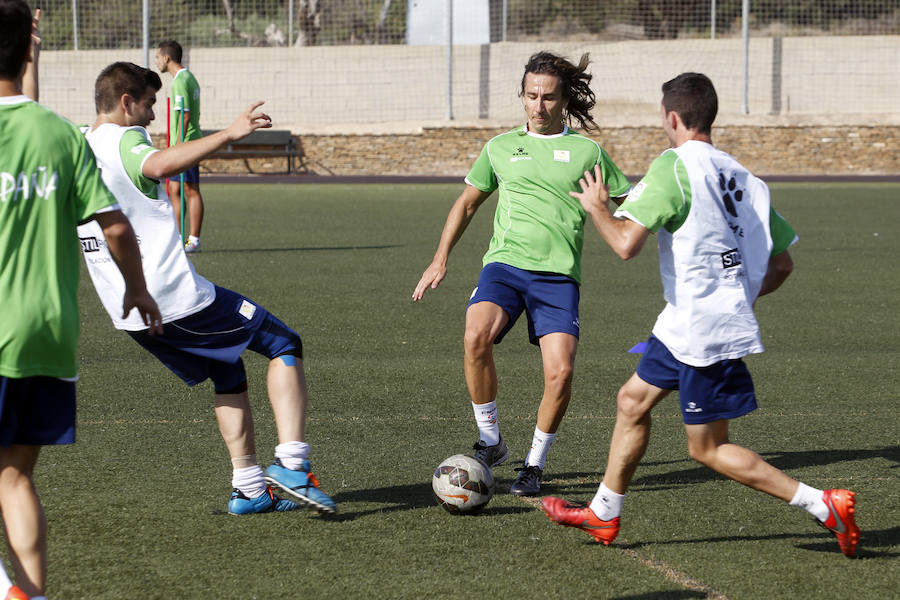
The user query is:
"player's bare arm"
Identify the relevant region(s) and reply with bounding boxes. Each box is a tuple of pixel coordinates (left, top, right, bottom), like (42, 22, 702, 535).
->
(20, 8, 40, 100)
(143, 101, 271, 180)
(757, 249, 793, 298)
(94, 210, 163, 334)
(571, 165, 650, 260)
(412, 185, 492, 301)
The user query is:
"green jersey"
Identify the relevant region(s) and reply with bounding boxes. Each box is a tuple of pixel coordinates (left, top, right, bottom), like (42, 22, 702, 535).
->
(169, 68, 201, 145)
(466, 126, 630, 283)
(0, 97, 117, 378)
(120, 129, 161, 198)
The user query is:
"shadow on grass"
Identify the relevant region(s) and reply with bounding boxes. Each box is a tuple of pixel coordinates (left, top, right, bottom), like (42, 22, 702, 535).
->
(196, 244, 401, 254)
(628, 446, 899, 489)
(616, 526, 900, 560)
(327, 482, 533, 521)
(610, 593, 706, 600)
(517, 447, 897, 496)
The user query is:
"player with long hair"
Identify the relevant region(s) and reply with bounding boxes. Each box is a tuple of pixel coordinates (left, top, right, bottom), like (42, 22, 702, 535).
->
(413, 51, 631, 496)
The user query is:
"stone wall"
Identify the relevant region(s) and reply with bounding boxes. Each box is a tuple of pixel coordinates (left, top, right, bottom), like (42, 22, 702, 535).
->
(174, 124, 899, 177)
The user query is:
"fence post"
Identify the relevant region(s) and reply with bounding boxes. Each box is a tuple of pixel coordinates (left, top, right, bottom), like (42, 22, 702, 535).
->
(72, 0, 79, 50)
(142, 0, 150, 67)
(289, 0, 294, 46)
(741, 0, 749, 114)
(446, 0, 454, 120)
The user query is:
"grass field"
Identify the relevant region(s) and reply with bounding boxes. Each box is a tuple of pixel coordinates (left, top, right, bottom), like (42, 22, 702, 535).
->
(38, 182, 899, 598)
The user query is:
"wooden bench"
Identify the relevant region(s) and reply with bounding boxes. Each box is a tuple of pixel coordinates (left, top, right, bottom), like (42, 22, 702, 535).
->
(202, 129, 297, 173)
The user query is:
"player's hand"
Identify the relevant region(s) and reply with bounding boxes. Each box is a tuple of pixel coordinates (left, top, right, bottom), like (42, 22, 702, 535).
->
(123, 290, 163, 335)
(30, 8, 41, 61)
(227, 101, 272, 141)
(412, 261, 447, 302)
(569, 165, 610, 214)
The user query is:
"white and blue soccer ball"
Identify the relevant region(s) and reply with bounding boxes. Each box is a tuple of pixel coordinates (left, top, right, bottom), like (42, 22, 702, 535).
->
(432, 453, 494, 515)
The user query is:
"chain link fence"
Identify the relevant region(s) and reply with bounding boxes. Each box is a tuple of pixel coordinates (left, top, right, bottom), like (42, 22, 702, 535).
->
(33, 1, 900, 131)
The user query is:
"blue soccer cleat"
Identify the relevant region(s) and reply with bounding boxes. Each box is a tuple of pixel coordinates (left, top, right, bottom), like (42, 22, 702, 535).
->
(264, 459, 337, 514)
(228, 485, 299, 515)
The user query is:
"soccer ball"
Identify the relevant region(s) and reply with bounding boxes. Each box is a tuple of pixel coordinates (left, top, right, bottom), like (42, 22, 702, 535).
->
(432, 454, 494, 515)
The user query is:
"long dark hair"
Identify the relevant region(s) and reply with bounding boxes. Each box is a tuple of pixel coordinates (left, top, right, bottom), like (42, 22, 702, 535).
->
(520, 51, 597, 132)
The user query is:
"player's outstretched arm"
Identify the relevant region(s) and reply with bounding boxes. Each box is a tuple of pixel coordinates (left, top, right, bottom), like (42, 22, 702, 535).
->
(571, 165, 650, 260)
(412, 185, 492, 302)
(142, 101, 272, 180)
(94, 210, 163, 334)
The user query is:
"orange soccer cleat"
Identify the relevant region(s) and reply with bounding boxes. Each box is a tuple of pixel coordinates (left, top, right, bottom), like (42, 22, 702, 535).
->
(541, 496, 620, 546)
(5, 585, 28, 600)
(820, 489, 860, 558)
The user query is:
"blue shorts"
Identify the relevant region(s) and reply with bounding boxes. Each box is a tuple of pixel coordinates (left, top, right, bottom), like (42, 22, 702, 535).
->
(468, 262, 580, 346)
(636, 335, 757, 424)
(128, 286, 303, 394)
(0, 376, 76, 446)
(169, 165, 200, 185)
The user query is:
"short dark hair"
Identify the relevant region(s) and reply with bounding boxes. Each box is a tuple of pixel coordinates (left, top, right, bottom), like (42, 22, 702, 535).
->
(520, 51, 598, 132)
(0, 0, 33, 80)
(661, 73, 718, 134)
(95, 62, 162, 114)
(157, 40, 183, 64)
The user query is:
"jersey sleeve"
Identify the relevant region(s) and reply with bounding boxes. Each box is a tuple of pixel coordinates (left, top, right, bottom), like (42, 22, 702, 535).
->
(464, 143, 498, 193)
(72, 132, 117, 222)
(119, 128, 160, 198)
(597, 148, 631, 198)
(769, 206, 797, 255)
(614, 150, 690, 233)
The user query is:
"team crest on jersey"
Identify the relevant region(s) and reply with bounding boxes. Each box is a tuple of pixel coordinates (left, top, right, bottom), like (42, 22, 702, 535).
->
(510, 147, 532, 162)
(553, 150, 570, 163)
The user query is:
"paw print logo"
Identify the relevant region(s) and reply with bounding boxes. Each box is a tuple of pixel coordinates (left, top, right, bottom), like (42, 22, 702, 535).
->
(718, 172, 743, 218)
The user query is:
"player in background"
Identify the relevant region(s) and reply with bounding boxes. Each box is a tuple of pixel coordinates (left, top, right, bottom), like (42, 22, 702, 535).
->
(1, 3, 161, 598)
(77, 62, 336, 516)
(413, 51, 631, 496)
(541, 73, 860, 558)
(156, 40, 204, 253)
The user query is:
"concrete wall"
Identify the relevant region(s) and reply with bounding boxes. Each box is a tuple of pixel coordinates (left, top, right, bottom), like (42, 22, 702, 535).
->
(39, 37, 899, 176)
(38, 36, 900, 135)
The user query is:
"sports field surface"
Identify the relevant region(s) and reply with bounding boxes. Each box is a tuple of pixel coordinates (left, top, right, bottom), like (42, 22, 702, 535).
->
(43, 182, 898, 598)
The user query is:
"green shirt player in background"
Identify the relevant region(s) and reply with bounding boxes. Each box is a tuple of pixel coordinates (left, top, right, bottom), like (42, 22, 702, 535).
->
(413, 51, 631, 496)
(156, 40, 205, 253)
(0, 2, 161, 597)
(541, 73, 860, 559)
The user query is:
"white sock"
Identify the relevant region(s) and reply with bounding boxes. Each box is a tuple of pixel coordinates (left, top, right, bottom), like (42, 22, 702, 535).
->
(232, 465, 266, 498)
(589, 482, 625, 521)
(472, 400, 500, 446)
(275, 441, 310, 470)
(789, 482, 828, 522)
(0, 563, 11, 595)
(188, 235, 200, 244)
(524, 427, 556, 469)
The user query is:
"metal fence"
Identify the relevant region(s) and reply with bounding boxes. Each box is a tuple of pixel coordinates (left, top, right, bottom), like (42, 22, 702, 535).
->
(33, 1, 900, 130)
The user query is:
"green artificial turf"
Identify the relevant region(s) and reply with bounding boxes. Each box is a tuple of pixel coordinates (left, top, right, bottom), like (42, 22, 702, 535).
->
(34, 182, 899, 598)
